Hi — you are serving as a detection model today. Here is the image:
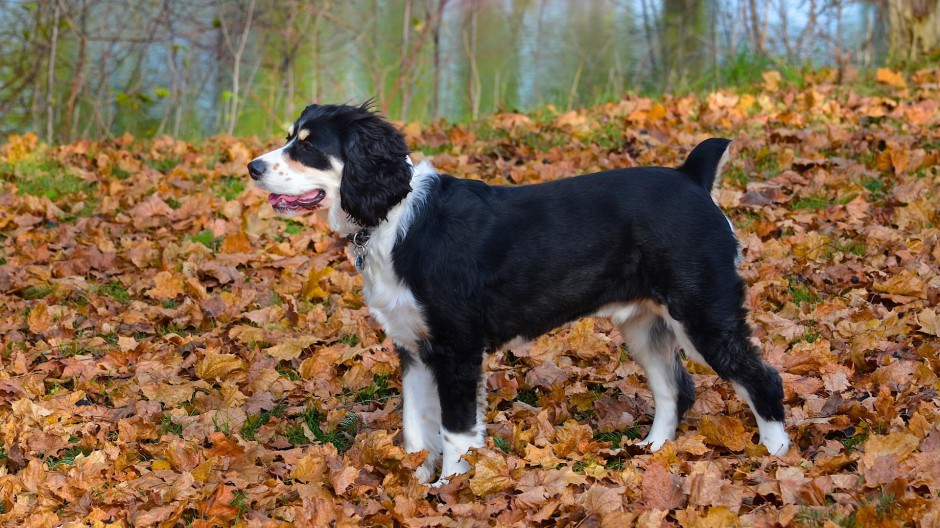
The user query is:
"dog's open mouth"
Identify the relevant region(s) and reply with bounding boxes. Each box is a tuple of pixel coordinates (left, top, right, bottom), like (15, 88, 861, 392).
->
(267, 189, 326, 212)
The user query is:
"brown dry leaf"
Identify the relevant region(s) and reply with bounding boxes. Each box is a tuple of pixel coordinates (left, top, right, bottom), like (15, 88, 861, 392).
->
(146, 270, 185, 300)
(916, 308, 940, 336)
(291, 451, 328, 484)
(698, 415, 749, 452)
(675, 506, 741, 528)
(762, 70, 781, 92)
(195, 353, 245, 382)
(27, 299, 51, 334)
(302, 265, 333, 301)
(875, 67, 906, 88)
(263, 336, 318, 361)
(523, 443, 562, 468)
(642, 462, 685, 510)
(873, 270, 925, 297)
(221, 229, 252, 253)
(469, 451, 513, 496)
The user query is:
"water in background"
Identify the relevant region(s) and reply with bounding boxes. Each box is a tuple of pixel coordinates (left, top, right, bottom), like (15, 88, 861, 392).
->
(0, 0, 888, 139)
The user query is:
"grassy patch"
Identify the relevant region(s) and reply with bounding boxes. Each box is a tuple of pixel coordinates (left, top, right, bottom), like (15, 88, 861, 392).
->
(46, 446, 93, 470)
(860, 176, 886, 200)
(493, 436, 510, 454)
(285, 407, 359, 452)
(725, 165, 748, 189)
(594, 427, 643, 449)
(146, 156, 181, 174)
(841, 427, 868, 454)
(230, 489, 250, 521)
(213, 176, 246, 201)
(187, 229, 222, 251)
(97, 280, 130, 303)
(21, 284, 54, 300)
(159, 415, 184, 437)
(339, 333, 360, 347)
(826, 238, 866, 258)
(712, 51, 806, 92)
(789, 277, 822, 307)
(791, 194, 831, 211)
(282, 219, 305, 235)
(3, 157, 95, 201)
(799, 330, 821, 344)
(276, 362, 300, 381)
(515, 388, 539, 407)
(353, 374, 398, 405)
(240, 403, 287, 441)
(753, 147, 781, 179)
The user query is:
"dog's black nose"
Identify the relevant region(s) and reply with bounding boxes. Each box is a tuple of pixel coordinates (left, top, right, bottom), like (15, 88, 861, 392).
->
(248, 159, 266, 181)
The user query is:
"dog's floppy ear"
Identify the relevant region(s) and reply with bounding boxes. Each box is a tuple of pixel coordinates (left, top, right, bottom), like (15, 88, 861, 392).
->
(339, 104, 412, 228)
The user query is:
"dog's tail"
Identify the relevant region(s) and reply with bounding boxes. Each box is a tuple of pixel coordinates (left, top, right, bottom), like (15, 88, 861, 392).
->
(677, 138, 732, 191)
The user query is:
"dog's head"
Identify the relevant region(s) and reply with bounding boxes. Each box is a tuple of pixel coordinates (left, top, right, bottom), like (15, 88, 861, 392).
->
(247, 103, 413, 231)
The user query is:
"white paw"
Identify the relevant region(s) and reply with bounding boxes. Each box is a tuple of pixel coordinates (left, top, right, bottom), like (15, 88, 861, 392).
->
(440, 459, 471, 480)
(415, 464, 436, 484)
(637, 433, 672, 451)
(429, 477, 448, 488)
(759, 421, 790, 455)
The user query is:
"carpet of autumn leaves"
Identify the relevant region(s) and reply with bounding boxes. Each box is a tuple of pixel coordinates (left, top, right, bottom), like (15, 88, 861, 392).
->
(1, 67, 939, 527)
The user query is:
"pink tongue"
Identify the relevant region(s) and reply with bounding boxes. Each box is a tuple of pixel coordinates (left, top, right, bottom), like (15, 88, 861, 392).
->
(268, 190, 321, 205)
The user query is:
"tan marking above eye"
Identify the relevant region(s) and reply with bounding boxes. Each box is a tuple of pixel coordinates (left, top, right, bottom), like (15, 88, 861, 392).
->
(298, 129, 310, 141)
(287, 124, 295, 137)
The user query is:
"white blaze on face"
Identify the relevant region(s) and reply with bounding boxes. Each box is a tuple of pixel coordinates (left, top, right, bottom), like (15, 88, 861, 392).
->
(251, 139, 343, 200)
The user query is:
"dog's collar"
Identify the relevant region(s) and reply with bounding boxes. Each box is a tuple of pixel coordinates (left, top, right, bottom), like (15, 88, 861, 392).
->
(347, 228, 372, 272)
(346, 157, 410, 272)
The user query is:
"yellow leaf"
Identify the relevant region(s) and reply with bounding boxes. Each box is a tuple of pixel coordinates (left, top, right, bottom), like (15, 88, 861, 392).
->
(146, 270, 184, 300)
(469, 452, 512, 496)
(876, 68, 906, 88)
(698, 415, 749, 452)
(762, 70, 782, 92)
(291, 452, 328, 484)
(647, 103, 667, 121)
(192, 457, 217, 484)
(195, 353, 245, 381)
(152, 459, 172, 471)
(302, 266, 332, 301)
(118, 336, 138, 352)
(1, 133, 39, 162)
(228, 324, 266, 344)
(917, 308, 940, 336)
(873, 269, 925, 297)
(264, 336, 318, 361)
(523, 444, 561, 468)
(675, 433, 711, 456)
(27, 299, 51, 334)
(221, 230, 252, 253)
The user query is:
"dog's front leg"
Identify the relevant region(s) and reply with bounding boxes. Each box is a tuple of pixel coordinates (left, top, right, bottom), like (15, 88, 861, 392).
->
(399, 348, 443, 483)
(429, 351, 485, 486)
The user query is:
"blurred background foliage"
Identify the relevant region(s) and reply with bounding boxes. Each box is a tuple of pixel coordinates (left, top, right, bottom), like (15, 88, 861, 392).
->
(0, 0, 937, 141)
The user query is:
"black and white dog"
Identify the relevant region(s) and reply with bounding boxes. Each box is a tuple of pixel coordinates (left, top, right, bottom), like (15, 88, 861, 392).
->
(248, 103, 790, 484)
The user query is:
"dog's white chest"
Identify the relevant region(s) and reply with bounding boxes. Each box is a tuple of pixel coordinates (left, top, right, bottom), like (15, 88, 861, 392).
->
(352, 162, 436, 354)
(361, 266, 427, 353)
(359, 230, 428, 354)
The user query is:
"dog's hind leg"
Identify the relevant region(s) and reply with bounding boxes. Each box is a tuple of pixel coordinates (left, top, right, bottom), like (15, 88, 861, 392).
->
(429, 350, 486, 485)
(618, 309, 694, 450)
(669, 306, 790, 456)
(399, 348, 443, 483)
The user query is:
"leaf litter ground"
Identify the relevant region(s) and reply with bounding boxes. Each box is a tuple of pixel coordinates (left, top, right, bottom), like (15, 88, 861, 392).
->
(0, 68, 938, 527)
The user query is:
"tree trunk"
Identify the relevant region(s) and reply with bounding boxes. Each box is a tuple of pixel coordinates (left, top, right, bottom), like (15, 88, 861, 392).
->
(46, 0, 60, 143)
(886, 0, 940, 64)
